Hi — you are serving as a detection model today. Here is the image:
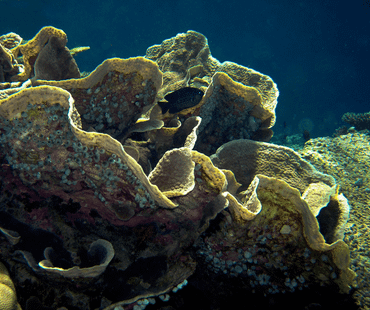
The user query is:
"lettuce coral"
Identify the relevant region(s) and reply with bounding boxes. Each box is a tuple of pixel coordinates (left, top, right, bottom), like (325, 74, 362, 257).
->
(0, 28, 355, 310)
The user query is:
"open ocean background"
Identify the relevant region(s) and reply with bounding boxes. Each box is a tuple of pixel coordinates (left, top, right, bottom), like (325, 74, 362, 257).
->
(1, 0, 369, 138)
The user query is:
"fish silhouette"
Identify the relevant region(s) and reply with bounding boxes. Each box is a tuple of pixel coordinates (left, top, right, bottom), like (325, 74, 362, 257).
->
(158, 87, 204, 114)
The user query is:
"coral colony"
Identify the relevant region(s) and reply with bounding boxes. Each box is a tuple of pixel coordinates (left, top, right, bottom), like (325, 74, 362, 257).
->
(0, 27, 355, 309)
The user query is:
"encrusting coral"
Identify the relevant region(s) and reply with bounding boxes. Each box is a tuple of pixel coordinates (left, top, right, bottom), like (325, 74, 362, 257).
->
(0, 28, 356, 309)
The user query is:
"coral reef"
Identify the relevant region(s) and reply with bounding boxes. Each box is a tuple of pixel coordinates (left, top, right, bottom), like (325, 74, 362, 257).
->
(0, 28, 356, 309)
(299, 132, 370, 309)
(0, 49, 227, 309)
(342, 111, 370, 131)
(146, 30, 279, 154)
(192, 140, 354, 299)
(0, 26, 85, 84)
(0, 32, 23, 83)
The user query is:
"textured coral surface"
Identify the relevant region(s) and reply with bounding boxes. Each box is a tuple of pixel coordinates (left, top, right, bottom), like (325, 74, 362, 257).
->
(300, 132, 370, 310)
(0, 28, 359, 310)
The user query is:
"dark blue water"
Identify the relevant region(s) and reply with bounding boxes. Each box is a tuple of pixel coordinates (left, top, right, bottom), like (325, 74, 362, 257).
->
(1, 0, 369, 138)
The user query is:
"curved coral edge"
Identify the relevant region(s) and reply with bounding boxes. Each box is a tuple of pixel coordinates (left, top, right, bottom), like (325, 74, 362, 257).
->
(0, 84, 177, 209)
(256, 174, 355, 293)
(33, 56, 163, 92)
(38, 239, 115, 278)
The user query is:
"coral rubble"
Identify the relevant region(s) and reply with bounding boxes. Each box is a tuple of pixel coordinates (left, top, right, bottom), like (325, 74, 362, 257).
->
(0, 28, 356, 309)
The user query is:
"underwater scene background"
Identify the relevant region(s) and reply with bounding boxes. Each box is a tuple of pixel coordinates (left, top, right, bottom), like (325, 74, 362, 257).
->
(1, 0, 369, 139)
(0, 0, 369, 310)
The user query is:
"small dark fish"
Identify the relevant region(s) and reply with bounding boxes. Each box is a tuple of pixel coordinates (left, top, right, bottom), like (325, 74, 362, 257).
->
(303, 129, 311, 141)
(158, 87, 204, 114)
